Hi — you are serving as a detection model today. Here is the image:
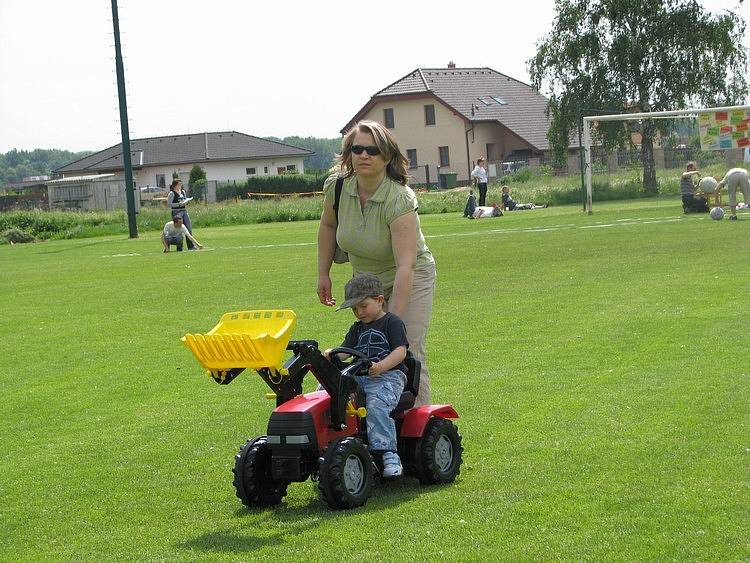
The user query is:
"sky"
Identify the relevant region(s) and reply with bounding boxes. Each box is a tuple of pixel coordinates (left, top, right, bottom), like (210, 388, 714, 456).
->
(0, 0, 748, 153)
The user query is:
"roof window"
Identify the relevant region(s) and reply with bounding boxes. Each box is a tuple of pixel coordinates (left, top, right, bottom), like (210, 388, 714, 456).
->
(478, 96, 508, 106)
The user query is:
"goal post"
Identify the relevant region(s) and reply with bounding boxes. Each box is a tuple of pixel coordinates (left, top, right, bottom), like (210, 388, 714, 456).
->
(582, 104, 750, 213)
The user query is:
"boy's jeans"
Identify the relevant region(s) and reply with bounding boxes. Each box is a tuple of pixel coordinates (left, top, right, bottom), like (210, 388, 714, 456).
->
(353, 369, 406, 452)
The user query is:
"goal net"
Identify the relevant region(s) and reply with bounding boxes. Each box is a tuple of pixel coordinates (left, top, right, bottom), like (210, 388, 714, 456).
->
(582, 105, 750, 213)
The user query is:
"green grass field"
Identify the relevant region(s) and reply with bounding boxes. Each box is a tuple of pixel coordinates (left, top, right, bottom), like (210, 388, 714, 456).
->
(1, 198, 748, 560)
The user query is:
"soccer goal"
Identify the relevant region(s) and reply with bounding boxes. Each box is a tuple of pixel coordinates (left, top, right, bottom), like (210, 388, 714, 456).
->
(582, 104, 750, 213)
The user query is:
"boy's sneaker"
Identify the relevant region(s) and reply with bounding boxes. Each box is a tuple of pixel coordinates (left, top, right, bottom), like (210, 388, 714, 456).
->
(729, 215, 738, 220)
(382, 451, 403, 478)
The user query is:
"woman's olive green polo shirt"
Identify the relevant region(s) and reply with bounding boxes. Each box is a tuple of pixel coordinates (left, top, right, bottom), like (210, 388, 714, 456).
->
(323, 173, 434, 292)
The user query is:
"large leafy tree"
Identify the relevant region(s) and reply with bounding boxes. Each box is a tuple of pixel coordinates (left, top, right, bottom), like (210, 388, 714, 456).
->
(529, 0, 748, 192)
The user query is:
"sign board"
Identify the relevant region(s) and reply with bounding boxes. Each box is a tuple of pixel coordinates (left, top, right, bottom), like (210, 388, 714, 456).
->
(698, 109, 750, 150)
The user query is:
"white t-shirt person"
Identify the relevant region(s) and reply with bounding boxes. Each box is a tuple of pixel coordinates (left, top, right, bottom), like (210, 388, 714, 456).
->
(471, 164, 488, 184)
(161, 218, 202, 251)
(472, 204, 502, 218)
(163, 220, 190, 239)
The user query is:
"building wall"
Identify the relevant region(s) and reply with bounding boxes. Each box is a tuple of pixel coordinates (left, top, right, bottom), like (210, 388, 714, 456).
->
(362, 97, 469, 184)
(62, 157, 307, 188)
(48, 178, 131, 211)
(361, 97, 539, 185)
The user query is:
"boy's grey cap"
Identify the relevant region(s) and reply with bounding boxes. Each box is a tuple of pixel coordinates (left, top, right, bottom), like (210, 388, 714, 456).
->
(336, 273, 384, 311)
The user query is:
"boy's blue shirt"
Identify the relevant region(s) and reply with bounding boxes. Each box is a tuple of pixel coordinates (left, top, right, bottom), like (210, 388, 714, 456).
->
(341, 312, 408, 373)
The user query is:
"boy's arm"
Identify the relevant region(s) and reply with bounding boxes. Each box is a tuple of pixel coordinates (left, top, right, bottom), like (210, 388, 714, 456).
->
(182, 225, 203, 248)
(369, 345, 407, 376)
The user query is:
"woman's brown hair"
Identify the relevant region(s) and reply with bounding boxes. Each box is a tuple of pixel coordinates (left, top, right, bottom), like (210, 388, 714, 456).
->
(335, 120, 409, 185)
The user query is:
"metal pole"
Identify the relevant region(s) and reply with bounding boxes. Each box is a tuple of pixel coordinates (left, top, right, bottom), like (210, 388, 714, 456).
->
(111, 0, 138, 238)
(578, 106, 585, 212)
(583, 119, 593, 214)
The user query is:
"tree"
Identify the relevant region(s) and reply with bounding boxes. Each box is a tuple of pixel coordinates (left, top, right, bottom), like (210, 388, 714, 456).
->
(188, 164, 206, 185)
(188, 164, 207, 201)
(529, 0, 748, 192)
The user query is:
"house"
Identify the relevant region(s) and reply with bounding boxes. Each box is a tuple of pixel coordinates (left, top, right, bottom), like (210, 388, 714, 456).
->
(53, 131, 314, 190)
(342, 64, 575, 185)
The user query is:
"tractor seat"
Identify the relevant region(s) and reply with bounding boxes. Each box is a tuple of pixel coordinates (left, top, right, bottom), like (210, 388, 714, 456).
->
(390, 352, 421, 417)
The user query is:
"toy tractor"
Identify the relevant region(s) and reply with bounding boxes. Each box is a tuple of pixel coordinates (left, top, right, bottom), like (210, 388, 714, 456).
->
(182, 309, 463, 510)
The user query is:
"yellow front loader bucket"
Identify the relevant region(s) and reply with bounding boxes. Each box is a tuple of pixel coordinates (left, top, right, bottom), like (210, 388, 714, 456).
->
(181, 310, 296, 376)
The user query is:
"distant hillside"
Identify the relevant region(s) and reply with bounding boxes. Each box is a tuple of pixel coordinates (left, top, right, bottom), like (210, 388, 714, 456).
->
(0, 149, 93, 184)
(267, 136, 340, 171)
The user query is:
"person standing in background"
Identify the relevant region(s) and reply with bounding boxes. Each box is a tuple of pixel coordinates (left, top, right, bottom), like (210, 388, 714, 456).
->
(471, 157, 488, 206)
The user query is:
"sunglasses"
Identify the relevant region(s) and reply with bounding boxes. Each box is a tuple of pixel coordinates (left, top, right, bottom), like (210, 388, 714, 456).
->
(351, 145, 381, 156)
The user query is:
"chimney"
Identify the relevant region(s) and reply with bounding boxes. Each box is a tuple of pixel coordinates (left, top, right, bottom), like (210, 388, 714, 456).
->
(447, 61, 456, 69)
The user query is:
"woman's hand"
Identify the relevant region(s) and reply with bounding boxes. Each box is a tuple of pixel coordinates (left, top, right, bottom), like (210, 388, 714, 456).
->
(317, 275, 336, 307)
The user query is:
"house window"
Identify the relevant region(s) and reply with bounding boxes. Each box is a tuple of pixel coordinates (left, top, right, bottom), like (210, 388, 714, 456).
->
(156, 174, 166, 188)
(286, 164, 297, 172)
(439, 146, 450, 167)
(424, 104, 435, 126)
(246, 167, 256, 175)
(490, 96, 508, 105)
(384, 108, 395, 129)
(277, 167, 286, 175)
(264, 166, 268, 174)
(406, 149, 418, 169)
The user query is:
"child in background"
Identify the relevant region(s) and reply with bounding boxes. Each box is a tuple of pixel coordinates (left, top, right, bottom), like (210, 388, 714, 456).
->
(325, 273, 408, 478)
(501, 184, 546, 211)
(161, 215, 203, 252)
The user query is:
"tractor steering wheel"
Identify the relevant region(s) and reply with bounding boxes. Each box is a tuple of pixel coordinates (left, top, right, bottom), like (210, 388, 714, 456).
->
(328, 347, 371, 376)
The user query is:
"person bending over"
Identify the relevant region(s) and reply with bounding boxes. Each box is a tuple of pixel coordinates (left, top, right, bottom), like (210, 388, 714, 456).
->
(715, 167, 749, 220)
(161, 215, 202, 252)
(325, 274, 408, 478)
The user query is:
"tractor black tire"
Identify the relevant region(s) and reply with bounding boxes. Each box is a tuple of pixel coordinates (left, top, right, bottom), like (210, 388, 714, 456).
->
(317, 437, 374, 509)
(232, 436, 288, 507)
(414, 418, 463, 485)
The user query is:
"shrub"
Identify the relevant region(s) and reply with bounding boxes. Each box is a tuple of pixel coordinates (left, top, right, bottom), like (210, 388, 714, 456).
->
(1, 228, 35, 244)
(508, 167, 534, 183)
(217, 173, 331, 201)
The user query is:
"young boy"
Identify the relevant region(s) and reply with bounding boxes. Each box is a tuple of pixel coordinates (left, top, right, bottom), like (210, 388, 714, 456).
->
(161, 215, 203, 252)
(325, 273, 408, 478)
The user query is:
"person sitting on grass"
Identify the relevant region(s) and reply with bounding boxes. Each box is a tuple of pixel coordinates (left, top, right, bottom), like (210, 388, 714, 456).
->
(472, 203, 503, 218)
(161, 215, 203, 252)
(680, 161, 709, 213)
(324, 273, 408, 478)
(501, 185, 547, 211)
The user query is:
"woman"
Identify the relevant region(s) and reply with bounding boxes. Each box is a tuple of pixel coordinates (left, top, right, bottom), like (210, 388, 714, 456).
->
(167, 179, 196, 250)
(471, 157, 488, 206)
(317, 120, 436, 406)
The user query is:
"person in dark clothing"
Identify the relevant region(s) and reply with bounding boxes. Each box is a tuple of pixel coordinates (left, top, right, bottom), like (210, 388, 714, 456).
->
(680, 162, 708, 213)
(463, 190, 478, 218)
(501, 185, 546, 211)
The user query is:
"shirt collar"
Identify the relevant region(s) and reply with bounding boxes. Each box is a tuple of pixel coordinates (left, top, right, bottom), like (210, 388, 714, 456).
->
(345, 173, 390, 203)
